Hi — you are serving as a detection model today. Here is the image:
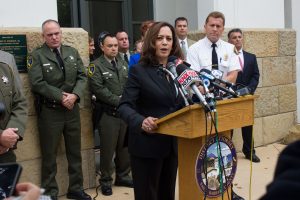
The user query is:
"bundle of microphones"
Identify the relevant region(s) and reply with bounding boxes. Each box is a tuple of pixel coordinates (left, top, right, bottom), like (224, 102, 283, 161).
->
(159, 56, 250, 112)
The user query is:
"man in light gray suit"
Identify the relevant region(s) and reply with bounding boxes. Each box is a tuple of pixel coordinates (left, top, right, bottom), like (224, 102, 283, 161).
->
(0, 50, 22, 87)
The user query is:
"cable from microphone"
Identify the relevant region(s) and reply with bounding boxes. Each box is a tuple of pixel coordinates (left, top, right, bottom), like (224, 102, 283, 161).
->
(176, 64, 211, 112)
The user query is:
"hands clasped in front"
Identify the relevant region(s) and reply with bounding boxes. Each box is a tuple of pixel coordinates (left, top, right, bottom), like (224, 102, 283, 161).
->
(0, 128, 19, 154)
(141, 117, 158, 133)
(62, 92, 77, 110)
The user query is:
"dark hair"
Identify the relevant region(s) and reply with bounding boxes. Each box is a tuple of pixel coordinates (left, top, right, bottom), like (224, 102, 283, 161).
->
(115, 30, 130, 43)
(140, 22, 183, 66)
(42, 19, 60, 32)
(115, 29, 127, 36)
(140, 20, 155, 37)
(98, 31, 110, 46)
(174, 17, 188, 27)
(88, 36, 94, 43)
(205, 11, 225, 26)
(227, 28, 243, 39)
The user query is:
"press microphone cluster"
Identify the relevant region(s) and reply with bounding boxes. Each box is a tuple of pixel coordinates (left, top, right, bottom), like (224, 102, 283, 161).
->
(176, 64, 211, 112)
(159, 65, 193, 106)
(160, 56, 248, 112)
(199, 69, 237, 98)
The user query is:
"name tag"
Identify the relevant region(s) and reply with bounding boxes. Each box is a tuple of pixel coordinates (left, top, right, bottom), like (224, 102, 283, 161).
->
(43, 63, 50, 66)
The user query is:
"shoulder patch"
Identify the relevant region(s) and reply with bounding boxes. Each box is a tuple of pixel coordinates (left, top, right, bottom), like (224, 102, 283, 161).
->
(27, 55, 33, 69)
(87, 63, 95, 77)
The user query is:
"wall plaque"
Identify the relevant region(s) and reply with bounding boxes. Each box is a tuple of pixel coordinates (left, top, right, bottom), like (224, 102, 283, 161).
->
(0, 35, 27, 72)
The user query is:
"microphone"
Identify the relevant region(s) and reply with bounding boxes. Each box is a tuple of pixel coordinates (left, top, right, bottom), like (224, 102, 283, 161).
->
(166, 60, 178, 77)
(225, 86, 250, 99)
(176, 64, 210, 111)
(167, 56, 191, 70)
(167, 56, 194, 105)
(202, 68, 234, 87)
(199, 69, 237, 98)
(158, 66, 193, 106)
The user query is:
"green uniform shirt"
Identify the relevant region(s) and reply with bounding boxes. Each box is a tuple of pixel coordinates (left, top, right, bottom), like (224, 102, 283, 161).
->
(0, 62, 27, 138)
(27, 43, 87, 102)
(88, 55, 128, 107)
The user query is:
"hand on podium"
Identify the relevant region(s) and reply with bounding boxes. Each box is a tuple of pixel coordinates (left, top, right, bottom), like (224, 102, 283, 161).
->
(141, 117, 158, 133)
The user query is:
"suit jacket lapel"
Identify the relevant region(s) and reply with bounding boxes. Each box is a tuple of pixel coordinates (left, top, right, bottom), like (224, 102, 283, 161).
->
(145, 65, 175, 102)
(242, 51, 249, 72)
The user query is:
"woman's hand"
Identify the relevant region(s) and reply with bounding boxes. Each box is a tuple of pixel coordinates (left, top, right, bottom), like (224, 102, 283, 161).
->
(141, 117, 158, 133)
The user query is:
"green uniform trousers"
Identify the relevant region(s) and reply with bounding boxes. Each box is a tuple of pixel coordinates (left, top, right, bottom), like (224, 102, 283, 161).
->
(38, 104, 83, 196)
(98, 113, 131, 186)
(0, 150, 16, 163)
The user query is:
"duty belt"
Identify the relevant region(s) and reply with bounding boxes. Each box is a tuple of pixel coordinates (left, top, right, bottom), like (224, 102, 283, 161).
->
(41, 97, 63, 109)
(97, 101, 120, 118)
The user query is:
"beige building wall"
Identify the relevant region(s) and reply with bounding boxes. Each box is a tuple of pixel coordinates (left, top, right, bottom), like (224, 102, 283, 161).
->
(188, 29, 297, 151)
(0, 27, 95, 195)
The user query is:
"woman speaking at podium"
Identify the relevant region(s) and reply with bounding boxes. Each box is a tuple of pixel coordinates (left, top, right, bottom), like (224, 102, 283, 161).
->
(118, 22, 184, 200)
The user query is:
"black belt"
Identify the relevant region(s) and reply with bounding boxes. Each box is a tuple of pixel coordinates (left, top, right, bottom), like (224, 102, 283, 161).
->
(97, 101, 120, 118)
(41, 98, 63, 109)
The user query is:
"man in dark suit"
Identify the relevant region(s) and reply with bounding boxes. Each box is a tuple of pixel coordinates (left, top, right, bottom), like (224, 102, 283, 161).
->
(228, 28, 260, 163)
(115, 30, 131, 65)
(174, 17, 196, 59)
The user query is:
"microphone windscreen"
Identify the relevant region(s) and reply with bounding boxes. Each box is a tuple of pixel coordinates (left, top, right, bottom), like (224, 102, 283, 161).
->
(168, 55, 177, 63)
(183, 61, 191, 67)
(176, 64, 189, 75)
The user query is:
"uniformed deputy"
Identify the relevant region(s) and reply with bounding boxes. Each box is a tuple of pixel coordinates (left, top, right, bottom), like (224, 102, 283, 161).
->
(88, 33, 132, 196)
(0, 50, 22, 88)
(27, 19, 91, 200)
(0, 62, 27, 163)
(187, 11, 240, 83)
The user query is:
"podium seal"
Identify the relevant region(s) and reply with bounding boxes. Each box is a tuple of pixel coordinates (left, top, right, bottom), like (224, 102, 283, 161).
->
(195, 135, 237, 197)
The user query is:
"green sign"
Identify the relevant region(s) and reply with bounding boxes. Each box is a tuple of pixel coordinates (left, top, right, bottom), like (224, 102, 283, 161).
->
(0, 35, 28, 72)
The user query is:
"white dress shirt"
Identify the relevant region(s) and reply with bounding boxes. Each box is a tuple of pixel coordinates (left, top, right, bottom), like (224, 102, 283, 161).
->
(187, 37, 240, 79)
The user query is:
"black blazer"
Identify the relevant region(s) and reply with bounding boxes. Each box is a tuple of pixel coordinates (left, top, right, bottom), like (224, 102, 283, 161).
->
(118, 63, 184, 158)
(236, 50, 260, 94)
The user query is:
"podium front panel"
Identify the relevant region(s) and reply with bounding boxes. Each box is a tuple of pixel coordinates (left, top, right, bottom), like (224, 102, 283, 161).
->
(178, 131, 232, 200)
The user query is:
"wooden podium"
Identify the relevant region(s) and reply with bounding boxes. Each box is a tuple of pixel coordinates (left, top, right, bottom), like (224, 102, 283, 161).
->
(156, 95, 256, 200)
